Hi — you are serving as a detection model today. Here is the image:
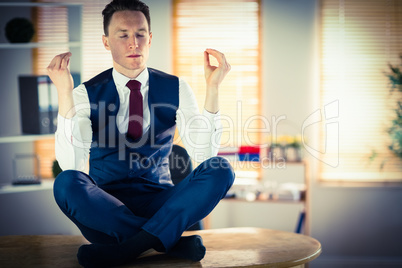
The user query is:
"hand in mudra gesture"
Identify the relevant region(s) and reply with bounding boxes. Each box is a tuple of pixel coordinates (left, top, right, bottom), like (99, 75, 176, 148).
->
(204, 48, 231, 90)
(46, 52, 74, 94)
(46, 52, 76, 118)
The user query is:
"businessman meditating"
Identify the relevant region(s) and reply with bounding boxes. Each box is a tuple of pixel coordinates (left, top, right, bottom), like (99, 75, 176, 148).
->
(46, 0, 234, 267)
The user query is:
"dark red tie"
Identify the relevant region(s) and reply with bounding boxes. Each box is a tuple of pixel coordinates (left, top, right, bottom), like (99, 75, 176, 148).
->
(126, 80, 143, 140)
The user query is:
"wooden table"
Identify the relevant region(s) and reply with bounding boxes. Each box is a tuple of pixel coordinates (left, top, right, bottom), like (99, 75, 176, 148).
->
(0, 227, 321, 267)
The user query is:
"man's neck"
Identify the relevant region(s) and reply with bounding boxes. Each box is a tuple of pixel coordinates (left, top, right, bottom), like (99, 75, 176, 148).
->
(114, 66, 146, 79)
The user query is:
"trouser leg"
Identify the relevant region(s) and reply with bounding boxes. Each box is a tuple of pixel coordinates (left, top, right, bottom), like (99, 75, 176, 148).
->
(141, 156, 235, 250)
(53, 170, 148, 244)
(53, 156, 234, 249)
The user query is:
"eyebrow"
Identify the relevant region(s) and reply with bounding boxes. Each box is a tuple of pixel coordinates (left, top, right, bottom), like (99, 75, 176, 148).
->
(115, 28, 148, 34)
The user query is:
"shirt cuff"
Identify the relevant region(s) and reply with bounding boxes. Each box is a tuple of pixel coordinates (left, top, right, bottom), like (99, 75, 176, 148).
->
(202, 108, 222, 131)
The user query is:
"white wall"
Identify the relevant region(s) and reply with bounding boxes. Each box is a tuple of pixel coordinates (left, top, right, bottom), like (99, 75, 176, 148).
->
(146, 0, 173, 73)
(262, 0, 316, 136)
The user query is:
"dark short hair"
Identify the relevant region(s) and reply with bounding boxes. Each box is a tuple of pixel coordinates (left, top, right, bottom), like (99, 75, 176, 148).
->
(102, 0, 151, 36)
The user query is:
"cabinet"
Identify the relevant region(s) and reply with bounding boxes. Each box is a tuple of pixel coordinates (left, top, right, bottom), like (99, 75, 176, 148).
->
(208, 162, 309, 234)
(0, 180, 81, 236)
(0, 2, 82, 185)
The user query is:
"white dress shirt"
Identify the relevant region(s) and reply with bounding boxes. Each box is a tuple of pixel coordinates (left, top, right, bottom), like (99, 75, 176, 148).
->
(55, 68, 222, 172)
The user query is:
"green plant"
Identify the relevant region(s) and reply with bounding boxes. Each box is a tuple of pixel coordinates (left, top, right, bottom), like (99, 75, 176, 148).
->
(385, 54, 402, 159)
(52, 160, 63, 178)
(388, 101, 402, 158)
(386, 55, 402, 92)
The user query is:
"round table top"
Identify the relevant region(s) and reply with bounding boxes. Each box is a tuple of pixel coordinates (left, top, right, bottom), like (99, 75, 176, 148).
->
(0, 227, 321, 267)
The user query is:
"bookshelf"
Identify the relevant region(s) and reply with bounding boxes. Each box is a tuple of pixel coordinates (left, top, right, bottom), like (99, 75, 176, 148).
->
(0, 2, 82, 185)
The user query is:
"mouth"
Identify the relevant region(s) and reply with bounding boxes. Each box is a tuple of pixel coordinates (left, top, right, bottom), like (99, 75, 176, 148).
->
(127, 54, 141, 58)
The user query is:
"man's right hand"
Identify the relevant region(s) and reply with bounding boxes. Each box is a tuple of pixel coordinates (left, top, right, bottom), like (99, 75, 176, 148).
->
(46, 52, 76, 118)
(46, 52, 74, 94)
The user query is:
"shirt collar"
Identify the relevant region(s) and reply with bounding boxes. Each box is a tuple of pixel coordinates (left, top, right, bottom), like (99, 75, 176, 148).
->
(112, 67, 149, 89)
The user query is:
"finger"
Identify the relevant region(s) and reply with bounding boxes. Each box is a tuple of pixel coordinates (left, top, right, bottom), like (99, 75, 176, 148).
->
(204, 50, 211, 67)
(61, 52, 72, 69)
(61, 57, 68, 69)
(205, 48, 225, 64)
(48, 59, 60, 74)
(61, 52, 72, 62)
(47, 55, 60, 70)
(206, 48, 231, 72)
(48, 55, 63, 71)
(48, 52, 71, 70)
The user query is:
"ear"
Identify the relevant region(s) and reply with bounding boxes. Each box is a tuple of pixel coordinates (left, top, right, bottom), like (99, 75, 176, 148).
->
(102, 35, 111, 51)
(148, 32, 152, 47)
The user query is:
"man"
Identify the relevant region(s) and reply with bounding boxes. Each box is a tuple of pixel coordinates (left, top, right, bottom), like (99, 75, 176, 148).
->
(47, 0, 234, 267)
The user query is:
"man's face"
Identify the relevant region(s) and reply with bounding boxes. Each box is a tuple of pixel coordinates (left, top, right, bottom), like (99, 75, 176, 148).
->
(102, 10, 152, 78)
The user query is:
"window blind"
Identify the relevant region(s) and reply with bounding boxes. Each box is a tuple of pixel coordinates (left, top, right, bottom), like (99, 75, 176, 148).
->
(320, 0, 402, 182)
(81, 0, 113, 81)
(34, 0, 111, 178)
(33, 1, 68, 178)
(33, 2, 68, 75)
(173, 0, 261, 148)
(35, 0, 111, 80)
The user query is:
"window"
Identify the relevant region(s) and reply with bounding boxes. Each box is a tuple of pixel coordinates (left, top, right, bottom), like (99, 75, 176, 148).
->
(173, 0, 261, 148)
(320, 0, 402, 182)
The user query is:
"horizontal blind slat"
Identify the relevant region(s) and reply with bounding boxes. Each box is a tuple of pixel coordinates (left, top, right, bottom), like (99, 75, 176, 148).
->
(174, 0, 261, 147)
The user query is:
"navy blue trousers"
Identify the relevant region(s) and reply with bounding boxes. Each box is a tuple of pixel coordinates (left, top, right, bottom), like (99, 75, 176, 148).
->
(53, 156, 234, 251)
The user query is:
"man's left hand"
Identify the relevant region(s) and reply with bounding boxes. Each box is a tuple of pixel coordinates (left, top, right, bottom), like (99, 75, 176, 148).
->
(204, 48, 231, 90)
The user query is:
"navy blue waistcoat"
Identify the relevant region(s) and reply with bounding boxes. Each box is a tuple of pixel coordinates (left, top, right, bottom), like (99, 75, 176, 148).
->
(84, 68, 179, 186)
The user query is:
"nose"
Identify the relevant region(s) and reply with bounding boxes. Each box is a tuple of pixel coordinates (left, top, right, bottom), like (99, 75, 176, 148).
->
(129, 37, 138, 49)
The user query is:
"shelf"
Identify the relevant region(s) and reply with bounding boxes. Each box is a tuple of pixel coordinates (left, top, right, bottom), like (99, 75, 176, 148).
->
(0, 1, 82, 184)
(0, 134, 54, 144)
(222, 197, 304, 204)
(0, 2, 82, 7)
(0, 179, 54, 195)
(0, 42, 81, 49)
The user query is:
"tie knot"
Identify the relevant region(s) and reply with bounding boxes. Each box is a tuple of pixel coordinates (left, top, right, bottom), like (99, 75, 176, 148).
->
(126, 80, 141, 91)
